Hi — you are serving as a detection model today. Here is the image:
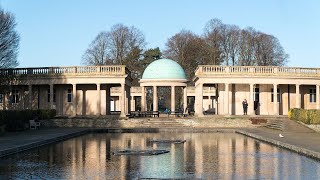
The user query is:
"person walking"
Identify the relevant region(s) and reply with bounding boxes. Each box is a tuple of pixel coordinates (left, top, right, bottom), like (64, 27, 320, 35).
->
(242, 99, 248, 115)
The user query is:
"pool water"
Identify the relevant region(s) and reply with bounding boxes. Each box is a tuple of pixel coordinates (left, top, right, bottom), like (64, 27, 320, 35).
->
(1, 132, 320, 179)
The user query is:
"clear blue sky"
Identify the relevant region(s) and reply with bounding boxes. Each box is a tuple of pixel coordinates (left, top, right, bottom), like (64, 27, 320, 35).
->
(1, 0, 319, 68)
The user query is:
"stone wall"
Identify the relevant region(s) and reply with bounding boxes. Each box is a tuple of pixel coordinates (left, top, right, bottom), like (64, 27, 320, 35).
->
(40, 117, 145, 128)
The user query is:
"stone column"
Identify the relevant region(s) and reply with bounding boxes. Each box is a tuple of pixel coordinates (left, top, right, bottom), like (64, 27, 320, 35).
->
(183, 87, 187, 113)
(225, 83, 229, 115)
(72, 84, 77, 116)
(171, 86, 175, 112)
(250, 84, 254, 115)
(96, 83, 101, 116)
(131, 96, 135, 111)
(213, 98, 217, 115)
(296, 84, 301, 108)
(317, 85, 320, 110)
(28, 85, 32, 109)
(273, 84, 279, 115)
(195, 83, 203, 116)
(141, 86, 146, 111)
(153, 86, 158, 111)
(120, 83, 126, 117)
(50, 84, 54, 109)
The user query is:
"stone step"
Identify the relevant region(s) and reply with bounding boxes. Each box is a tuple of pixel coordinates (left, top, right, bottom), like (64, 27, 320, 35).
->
(144, 121, 179, 123)
(265, 124, 283, 129)
(141, 122, 181, 124)
(263, 119, 284, 131)
(143, 121, 181, 124)
(142, 123, 185, 126)
(141, 119, 185, 128)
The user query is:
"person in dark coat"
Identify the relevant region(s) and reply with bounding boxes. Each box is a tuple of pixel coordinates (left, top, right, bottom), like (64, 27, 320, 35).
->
(242, 99, 248, 115)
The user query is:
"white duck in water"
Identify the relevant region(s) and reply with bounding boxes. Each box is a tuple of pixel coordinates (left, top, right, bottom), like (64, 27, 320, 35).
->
(279, 134, 284, 138)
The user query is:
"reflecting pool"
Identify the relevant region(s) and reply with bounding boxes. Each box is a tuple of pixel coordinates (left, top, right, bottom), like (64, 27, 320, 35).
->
(1, 132, 320, 179)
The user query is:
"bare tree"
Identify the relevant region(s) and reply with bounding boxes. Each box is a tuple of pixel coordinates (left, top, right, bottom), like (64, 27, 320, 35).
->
(82, 32, 110, 65)
(238, 28, 257, 66)
(203, 19, 224, 65)
(220, 25, 240, 66)
(164, 30, 205, 82)
(0, 8, 19, 69)
(203, 19, 288, 66)
(254, 32, 288, 66)
(82, 24, 145, 65)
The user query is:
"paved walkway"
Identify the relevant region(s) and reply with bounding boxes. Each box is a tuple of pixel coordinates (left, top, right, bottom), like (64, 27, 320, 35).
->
(238, 118, 320, 159)
(0, 128, 88, 157)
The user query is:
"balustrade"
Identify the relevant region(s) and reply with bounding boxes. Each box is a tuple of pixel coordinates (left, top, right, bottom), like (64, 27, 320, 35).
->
(196, 65, 320, 77)
(0, 65, 129, 76)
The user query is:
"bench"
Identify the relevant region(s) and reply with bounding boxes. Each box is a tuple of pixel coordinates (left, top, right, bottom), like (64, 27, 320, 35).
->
(29, 120, 41, 130)
(110, 111, 121, 115)
(151, 111, 159, 117)
(143, 111, 159, 117)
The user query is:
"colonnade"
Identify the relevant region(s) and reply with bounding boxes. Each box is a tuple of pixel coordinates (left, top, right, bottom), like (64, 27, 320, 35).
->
(18, 82, 320, 117)
(26, 83, 130, 117)
(195, 83, 320, 116)
(139, 86, 188, 112)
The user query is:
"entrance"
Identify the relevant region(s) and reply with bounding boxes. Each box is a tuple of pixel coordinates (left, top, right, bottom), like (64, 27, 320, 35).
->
(254, 87, 260, 115)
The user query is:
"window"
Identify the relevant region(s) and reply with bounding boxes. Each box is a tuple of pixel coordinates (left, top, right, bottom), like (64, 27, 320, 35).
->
(271, 88, 281, 102)
(67, 89, 72, 102)
(11, 89, 19, 104)
(310, 88, 316, 103)
(0, 92, 3, 103)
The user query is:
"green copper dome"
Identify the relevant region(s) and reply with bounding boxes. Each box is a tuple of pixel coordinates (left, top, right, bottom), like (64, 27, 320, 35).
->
(142, 59, 186, 79)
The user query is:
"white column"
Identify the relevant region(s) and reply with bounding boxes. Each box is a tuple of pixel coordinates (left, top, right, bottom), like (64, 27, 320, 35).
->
(96, 83, 101, 116)
(131, 96, 135, 111)
(317, 85, 320, 110)
(28, 85, 32, 109)
(183, 87, 187, 113)
(171, 86, 175, 112)
(225, 83, 229, 115)
(72, 84, 77, 116)
(125, 85, 129, 114)
(50, 84, 54, 109)
(120, 83, 126, 117)
(141, 86, 146, 111)
(296, 84, 301, 108)
(213, 98, 217, 115)
(153, 86, 158, 111)
(274, 84, 279, 115)
(250, 84, 254, 115)
(195, 83, 203, 116)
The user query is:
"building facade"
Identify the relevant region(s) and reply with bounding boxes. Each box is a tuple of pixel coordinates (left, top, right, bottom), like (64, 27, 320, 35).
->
(0, 59, 319, 117)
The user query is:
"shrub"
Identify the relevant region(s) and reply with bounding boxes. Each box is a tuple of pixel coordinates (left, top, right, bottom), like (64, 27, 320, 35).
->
(288, 108, 320, 124)
(0, 109, 56, 131)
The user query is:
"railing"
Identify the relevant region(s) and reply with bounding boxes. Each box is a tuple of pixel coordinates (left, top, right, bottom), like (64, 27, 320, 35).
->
(196, 66, 320, 77)
(0, 65, 130, 77)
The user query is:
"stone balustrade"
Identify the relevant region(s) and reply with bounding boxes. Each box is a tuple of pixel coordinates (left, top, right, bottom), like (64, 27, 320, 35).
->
(0, 65, 130, 76)
(196, 66, 320, 77)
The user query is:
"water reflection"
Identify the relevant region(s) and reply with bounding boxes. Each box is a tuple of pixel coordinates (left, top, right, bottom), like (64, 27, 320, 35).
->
(1, 133, 320, 179)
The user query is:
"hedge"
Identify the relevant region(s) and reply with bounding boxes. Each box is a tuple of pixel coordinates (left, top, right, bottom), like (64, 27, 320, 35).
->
(0, 109, 56, 131)
(288, 108, 320, 124)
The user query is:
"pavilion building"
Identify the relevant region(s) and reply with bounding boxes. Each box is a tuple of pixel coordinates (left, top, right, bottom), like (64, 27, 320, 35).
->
(0, 58, 319, 117)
